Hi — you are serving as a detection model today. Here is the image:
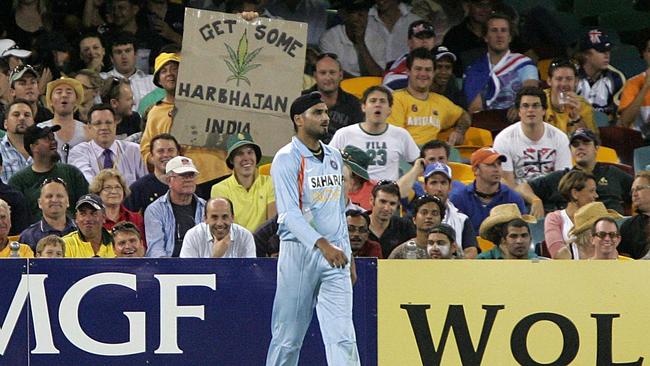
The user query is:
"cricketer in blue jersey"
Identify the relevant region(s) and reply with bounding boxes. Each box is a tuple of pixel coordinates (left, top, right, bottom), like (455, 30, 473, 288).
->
(266, 92, 360, 366)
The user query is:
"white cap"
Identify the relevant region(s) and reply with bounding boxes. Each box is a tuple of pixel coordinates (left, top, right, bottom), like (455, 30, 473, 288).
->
(0, 39, 32, 59)
(165, 156, 199, 174)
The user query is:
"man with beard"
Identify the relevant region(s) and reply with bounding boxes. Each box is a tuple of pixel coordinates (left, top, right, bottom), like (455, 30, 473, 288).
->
(180, 197, 255, 258)
(9, 125, 88, 220)
(8, 65, 53, 123)
(1, 99, 35, 183)
(63, 194, 115, 258)
(427, 223, 461, 259)
(346, 209, 382, 258)
(266, 92, 360, 365)
(388, 194, 445, 259)
(112, 221, 146, 258)
(477, 203, 538, 259)
(19, 177, 76, 251)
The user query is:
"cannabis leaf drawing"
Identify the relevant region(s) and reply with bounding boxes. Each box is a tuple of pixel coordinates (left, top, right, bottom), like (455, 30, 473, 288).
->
(224, 30, 263, 87)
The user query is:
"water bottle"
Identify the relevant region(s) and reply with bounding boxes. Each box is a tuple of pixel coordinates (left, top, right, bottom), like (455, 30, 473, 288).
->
(405, 240, 418, 259)
(9, 242, 20, 258)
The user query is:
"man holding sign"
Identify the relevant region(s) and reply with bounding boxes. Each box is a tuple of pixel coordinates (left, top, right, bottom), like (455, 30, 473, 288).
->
(266, 92, 360, 365)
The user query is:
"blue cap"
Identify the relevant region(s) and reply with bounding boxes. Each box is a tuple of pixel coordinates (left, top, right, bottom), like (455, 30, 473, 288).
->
(424, 162, 452, 181)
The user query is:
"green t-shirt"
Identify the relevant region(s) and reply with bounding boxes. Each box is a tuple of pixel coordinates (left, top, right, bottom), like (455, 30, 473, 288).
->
(8, 163, 89, 220)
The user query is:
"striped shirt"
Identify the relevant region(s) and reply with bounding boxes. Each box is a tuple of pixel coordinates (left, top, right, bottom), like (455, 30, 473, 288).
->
(0, 135, 32, 183)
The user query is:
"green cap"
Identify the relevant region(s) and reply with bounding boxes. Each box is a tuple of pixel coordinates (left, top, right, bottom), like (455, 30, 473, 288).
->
(226, 132, 261, 169)
(341, 145, 371, 181)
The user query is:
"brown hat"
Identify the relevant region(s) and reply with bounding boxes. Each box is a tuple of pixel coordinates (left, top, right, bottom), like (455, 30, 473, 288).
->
(568, 202, 624, 236)
(479, 203, 536, 240)
(45, 77, 84, 111)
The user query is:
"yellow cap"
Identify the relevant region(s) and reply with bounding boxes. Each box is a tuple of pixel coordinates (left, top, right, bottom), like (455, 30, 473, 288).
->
(153, 52, 181, 87)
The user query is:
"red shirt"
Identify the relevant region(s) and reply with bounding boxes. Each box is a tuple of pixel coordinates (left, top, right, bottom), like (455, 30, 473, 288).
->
(348, 180, 377, 212)
(103, 205, 146, 248)
(355, 239, 383, 258)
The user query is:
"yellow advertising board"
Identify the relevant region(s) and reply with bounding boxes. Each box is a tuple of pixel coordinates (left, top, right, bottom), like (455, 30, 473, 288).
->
(378, 260, 647, 365)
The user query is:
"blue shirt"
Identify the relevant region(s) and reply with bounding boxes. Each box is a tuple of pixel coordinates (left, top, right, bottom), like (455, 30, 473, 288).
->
(271, 136, 349, 250)
(449, 181, 527, 233)
(0, 135, 32, 183)
(19, 217, 77, 252)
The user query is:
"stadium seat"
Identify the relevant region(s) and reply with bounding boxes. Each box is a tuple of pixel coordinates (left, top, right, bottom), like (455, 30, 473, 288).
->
(448, 146, 462, 163)
(537, 58, 553, 79)
(598, 126, 644, 166)
(464, 127, 494, 147)
(259, 163, 271, 176)
(454, 145, 482, 161)
(595, 146, 619, 164)
(634, 146, 650, 173)
(477, 236, 494, 252)
(593, 110, 610, 127)
(528, 218, 546, 246)
(470, 109, 509, 140)
(340, 76, 383, 99)
(448, 162, 474, 184)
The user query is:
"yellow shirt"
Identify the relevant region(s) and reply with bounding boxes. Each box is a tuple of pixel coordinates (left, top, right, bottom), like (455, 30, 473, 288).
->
(140, 100, 230, 184)
(211, 172, 275, 232)
(387, 90, 463, 145)
(63, 231, 115, 258)
(0, 242, 34, 258)
(544, 89, 597, 134)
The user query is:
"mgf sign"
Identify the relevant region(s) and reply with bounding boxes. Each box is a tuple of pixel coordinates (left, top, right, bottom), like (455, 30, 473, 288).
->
(378, 260, 648, 365)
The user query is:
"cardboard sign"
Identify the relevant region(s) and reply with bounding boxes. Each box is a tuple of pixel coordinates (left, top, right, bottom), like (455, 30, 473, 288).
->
(172, 9, 306, 155)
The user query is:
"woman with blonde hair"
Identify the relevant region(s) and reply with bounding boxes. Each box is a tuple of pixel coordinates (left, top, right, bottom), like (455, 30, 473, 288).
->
(74, 69, 103, 122)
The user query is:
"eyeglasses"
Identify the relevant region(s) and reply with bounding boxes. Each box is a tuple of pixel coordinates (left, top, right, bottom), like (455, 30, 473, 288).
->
(9, 64, 36, 79)
(102, 185, 122, 192)
(414, 193, 441, 203)
(519, 103, 543, 110)
(631, 185, 650, 194)
(593, 231, 620, 239)
(41, 177, 67, 188)
(549, 58, 578, 77)
(377, 179, 398, 188)
(112, 221, 139, 235)
(316, 52, 338, 61)
(347, 225, 368, 234)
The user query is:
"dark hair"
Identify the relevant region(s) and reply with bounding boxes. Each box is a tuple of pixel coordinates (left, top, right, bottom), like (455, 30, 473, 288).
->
(0, 58, 9, 75)
(371, 180, 400, 199)
(159, 43, 182, 54)
(406, 47, 433, 70)
(346, 209, 370, 226)
(500, 218, 530, 244)
(420, 140, 450, 159)
(5, 98, 33, 117)
(150, 133, 182, 154)
(638, 34, 650, 55)
(428, 223, 456, 243)
(481, 12, 514, 37)
(101, 77, 131, 103)
(206, 197, 235, 217)
(413, 194, 446, 221)
(514, 86, 547, 110)
(315, 52, 343, 71)
(108, 31, 137, 55)
(361, 85, 393, 107)
(591, 216, 618, 236)
(548, 58, 578, 78)
(87, 104, 116, 121)
(79, 32, 104, 46)
(558, 170, 596, 202)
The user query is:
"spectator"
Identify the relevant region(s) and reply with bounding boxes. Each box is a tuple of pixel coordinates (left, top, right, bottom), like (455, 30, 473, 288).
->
(450, 147, 526, 233)
(430, 46, 466, 107)
(124, 133, 179, 213)
(103, 78, 142, 139)
(303, 53, 364, 144)
(140, 49, 230, 198)
(387, 47, 471, 145)
(109, 0, 162, 72)
(39, 77, 89, 163)
(68, 104, 146, 186)
(368, 180, 416, 257)
(477, 203, 537, 259)
(8, 65, 53, 123)
(111, 221, 146, 258)
(346, 209, 382, 258)
(517, 128, 632, 217)
(89, 168, 145, 239)
(0, 39, 32, 70)
(73, 69, 103, 123)
(34, 235, 65, 258)
(619, 171, 650, 259)
(144, 156, 206, 257)
(210, 132, 275, 233)
(19, 177, 77, 251)
(330, 85, 419, 181)
(545, 171, 598, 259)
(101, 31, 156, 112)
(319, 1, 383, 77)
(463, 12, 538, 114)
(341, 145, 376, 211)
(253, 215, 280, 258)
(388, 194, 444, 259)
(266, 0, 329, 47)
(575, 29, 626, 118)
(62, 194, 115, 258)
(560, 202, 624, 260)
(383, 20, 437, 91)
(1, 99, 35, 183)
(427, 223, 462, 259)
(9, 124, 88, 220)
(493, 86, 572, 187)
(0, 153, 31, 236)
(0, 198, 33, 258)
(544, 58, 597, 134)
(619, 34, 650, 140)
(590, 217, 628, 260)
(180, 197, 256, 258)
(142, 0, 184, 48)
(78, 34, 107, 73)
(0, 59, 10, 117)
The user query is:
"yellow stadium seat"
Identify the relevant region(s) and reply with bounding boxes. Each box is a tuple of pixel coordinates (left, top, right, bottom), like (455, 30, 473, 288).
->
(537, 58, 552, 79)
(340, 76, 383, 99)
(454, 145, 482, 161)
(595, 146, 619, 164)
(438, 127, 493, 148)
(477, 236, 494, 252)
(448, 162, 474, 184)
(259, 163, 271, 176)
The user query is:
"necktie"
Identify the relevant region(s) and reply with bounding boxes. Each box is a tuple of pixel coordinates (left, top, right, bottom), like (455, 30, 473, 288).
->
(102, 149, 113, 169)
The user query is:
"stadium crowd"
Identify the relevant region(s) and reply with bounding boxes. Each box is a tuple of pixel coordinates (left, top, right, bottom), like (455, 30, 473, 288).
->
(0, 0, 649, 261)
